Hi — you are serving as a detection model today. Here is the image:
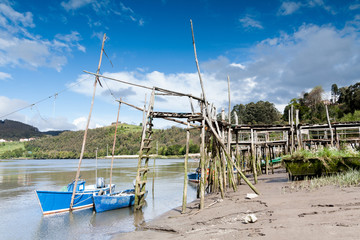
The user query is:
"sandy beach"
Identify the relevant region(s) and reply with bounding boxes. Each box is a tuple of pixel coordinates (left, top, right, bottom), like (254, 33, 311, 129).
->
(115, 169, 360, 240)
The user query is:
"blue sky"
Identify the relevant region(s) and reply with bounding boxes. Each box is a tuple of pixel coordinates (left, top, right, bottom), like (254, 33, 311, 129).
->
(1, 0, 360, 131)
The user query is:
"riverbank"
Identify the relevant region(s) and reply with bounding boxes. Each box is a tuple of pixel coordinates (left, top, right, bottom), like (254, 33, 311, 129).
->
(116, 168, 360, 239)
(104, 153, 200, 159)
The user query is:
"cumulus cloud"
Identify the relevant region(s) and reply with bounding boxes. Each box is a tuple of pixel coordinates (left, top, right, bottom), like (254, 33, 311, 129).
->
(0, 3, 85, 71)
(66, 22, 360, 116)
(200, 24, 360, 111)
(68, 23, 360, 114)
(30, 116, 78, 131)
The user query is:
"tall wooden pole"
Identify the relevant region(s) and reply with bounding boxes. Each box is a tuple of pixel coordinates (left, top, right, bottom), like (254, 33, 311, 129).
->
(251, 128, 258, 184)
(291, 105, 294, 153)
(199, 103, 206, 209)
(182, 121, 190, 213)
(296, 109, 301, 150)
(109, 100, 122, 194)
(227, 76, 232, 155)
(190, 19, 207, 104)
(325, 105, 334, 147)
(70, 33, 106, 210)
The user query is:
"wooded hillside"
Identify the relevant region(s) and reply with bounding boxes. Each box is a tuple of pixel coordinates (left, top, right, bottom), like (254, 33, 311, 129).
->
(0, 119, 44, 140)
(14, 123, 200, 159)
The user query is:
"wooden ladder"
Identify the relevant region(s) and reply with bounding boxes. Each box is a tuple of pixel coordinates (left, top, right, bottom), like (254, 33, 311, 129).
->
(134, 89, 155, 210)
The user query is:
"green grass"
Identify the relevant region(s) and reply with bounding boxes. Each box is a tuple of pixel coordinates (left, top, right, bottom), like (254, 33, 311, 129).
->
(283, 147, 360, 161)
(0, 142, 25, 154)
(290, 169, 360, 190)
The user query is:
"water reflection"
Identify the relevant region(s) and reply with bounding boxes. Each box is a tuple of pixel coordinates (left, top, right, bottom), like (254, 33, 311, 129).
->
(0, 158, 199, 239)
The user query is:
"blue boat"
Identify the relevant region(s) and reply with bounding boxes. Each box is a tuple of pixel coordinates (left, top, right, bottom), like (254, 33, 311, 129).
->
(93, 189, 148, 213)
(188, 172, 201, 183)
(35, 179, 115, 215)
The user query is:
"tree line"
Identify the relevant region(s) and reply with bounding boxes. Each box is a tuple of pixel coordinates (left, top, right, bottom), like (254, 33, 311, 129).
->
(283, 82, 360, 123)
(0, 124, 200, 159)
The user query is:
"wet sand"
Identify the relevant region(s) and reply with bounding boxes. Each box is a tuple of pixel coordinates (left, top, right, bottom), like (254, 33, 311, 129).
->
(115, 169, 360, 239)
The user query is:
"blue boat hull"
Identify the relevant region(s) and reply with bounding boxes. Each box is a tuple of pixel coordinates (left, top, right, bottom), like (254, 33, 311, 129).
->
(35, 182, 115, 215)
(35, 191, 95, 215)
(188, 172, 200, 183)
(93, 189, 147, 213)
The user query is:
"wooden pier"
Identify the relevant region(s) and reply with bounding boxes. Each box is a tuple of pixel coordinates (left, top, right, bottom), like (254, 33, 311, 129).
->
(82, 28, 360, 214)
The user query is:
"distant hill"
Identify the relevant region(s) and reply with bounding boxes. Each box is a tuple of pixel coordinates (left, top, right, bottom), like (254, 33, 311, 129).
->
(24, 123, 200, 159)
(0, 119, 44, 140)
(0, 120, 200, 159)
(0, 119, 65, 140)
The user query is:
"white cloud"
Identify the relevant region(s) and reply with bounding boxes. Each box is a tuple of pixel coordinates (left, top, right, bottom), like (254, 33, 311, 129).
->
(0, 3, 34, 28)
(62, 0, 145, 26)
(278, 0, 335, 16)
(0, 96, 28, 122)
(30, 116, 77, 131)
(67, 25, 360, 117)
(349, 4, 360, 10)
(239, 15, 263, 29)
(61, 0, 94, 11)
(0, 71, 11, 80)
(0, 3, 85, 71)
(230, 63, 246, 69)
(72, 116, 104, 130)
(278, 2, 302, 15)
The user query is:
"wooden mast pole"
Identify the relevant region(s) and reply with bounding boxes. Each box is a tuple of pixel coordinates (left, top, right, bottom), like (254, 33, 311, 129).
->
(109, 100, 122, 194)
(70, 33, 106, 210)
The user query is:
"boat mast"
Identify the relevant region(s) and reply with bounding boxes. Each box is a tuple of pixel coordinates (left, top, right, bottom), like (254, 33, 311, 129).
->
(109, 100, 122, 194)
(70, 33, 106, 210)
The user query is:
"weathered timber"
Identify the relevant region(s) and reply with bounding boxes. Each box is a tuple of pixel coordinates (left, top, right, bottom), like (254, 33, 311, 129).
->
(109, 101, 121, 193)
(70, 33, 106, 210)
(152, 112, 201, 118)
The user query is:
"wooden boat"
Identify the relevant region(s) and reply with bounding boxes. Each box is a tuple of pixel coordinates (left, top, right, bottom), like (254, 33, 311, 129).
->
(35, 179, 115, 215)
(188, 172, 201, 183)
(93, 189, 148, 213)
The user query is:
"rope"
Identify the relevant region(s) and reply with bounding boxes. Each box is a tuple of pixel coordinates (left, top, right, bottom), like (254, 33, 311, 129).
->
(0, 75, 92, 119)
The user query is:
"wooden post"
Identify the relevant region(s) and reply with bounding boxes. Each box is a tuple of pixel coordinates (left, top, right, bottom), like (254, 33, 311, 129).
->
(325, 105, 334, 147)
(199, 104, 206, 209)
(109, 101, 122, 194)
(235, 130, 241, 184)
(182, 121, 190, 214)
(251, 128, 258, 184)
(291, 105, 294, 153)
(70, 33, 106, 210)
(205, 117, 259, 195)
(265, 132, 269, 175)
(226, 76, 237, 191)
(217, 153, 224, 198)
(296, 109, 301, 150)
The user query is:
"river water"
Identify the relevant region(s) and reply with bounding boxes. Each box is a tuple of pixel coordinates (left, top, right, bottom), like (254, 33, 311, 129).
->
(0, 158, 199, 240)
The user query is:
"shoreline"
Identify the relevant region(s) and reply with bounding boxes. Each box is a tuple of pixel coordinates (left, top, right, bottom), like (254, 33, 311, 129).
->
(114, 168, 360, 239)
